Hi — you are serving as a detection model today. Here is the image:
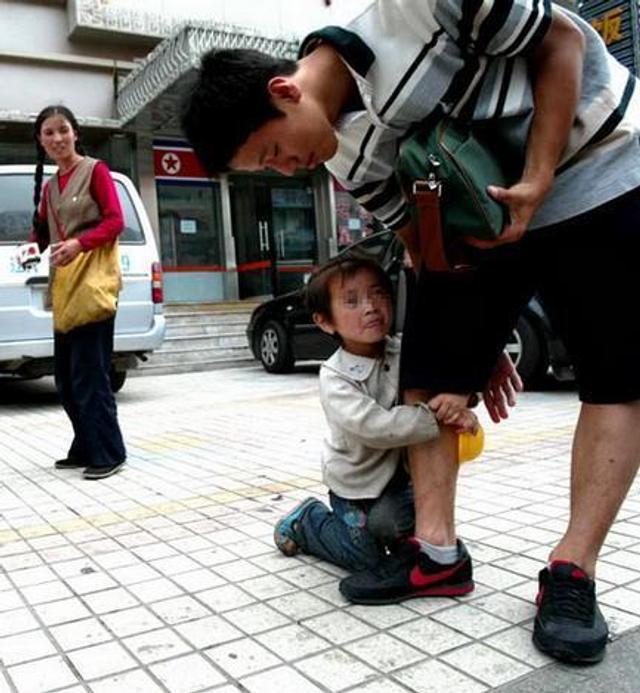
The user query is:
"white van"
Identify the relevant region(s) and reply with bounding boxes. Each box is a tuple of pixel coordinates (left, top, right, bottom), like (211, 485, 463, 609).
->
(0, 165, 165, 391)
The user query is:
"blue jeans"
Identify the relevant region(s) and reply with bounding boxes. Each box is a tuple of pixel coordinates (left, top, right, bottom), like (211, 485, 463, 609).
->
(296, 466, 414, 571)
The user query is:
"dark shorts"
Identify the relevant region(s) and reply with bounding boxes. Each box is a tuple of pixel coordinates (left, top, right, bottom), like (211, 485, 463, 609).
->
(399, 187, 640, 404)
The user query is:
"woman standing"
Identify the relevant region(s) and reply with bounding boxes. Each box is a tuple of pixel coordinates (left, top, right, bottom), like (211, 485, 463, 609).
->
(31, 105, 126, 480)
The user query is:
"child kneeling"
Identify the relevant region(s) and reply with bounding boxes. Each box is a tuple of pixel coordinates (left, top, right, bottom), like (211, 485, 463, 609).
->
(274, 255, 477, 571)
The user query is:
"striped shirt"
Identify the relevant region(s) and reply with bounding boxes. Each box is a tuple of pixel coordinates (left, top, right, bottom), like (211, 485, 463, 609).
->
(300, 0, 640, 231)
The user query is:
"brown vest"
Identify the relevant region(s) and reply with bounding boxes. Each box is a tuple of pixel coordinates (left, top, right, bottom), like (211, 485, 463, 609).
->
(45, 157, 122, 330)
(46, 157, 102, 241)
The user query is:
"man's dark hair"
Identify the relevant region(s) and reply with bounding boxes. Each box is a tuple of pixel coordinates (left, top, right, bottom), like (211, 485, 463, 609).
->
(181, 49, 297, 175)
(306, 254, 393, 321)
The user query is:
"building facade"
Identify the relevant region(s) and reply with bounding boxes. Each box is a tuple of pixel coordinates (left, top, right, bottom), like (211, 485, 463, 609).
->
(0, 0, 373, 303)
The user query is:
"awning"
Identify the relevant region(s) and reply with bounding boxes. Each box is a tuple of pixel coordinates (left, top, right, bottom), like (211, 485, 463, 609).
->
(117, 23, 299, 135)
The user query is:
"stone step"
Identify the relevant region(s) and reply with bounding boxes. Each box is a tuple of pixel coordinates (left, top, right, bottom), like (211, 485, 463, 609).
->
(164, 322, 248, 338)
(141, 344, 254, 367)
(164, 301, 260, 314)
(165, 312, 254, 328)
(131, 356, 256, 377)
(136, 301, 260, 376)
(159, 333, 249, 352)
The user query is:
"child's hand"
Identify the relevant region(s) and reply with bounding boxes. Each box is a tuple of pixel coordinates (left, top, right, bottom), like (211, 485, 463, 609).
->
(449, 408, 479, 435)
(428, 393, 470, 425)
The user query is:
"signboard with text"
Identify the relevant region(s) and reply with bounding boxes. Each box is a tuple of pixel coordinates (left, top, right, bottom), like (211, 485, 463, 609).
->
(579, 0, 639, 74)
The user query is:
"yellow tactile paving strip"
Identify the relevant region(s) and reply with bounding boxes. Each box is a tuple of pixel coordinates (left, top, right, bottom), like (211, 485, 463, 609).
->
(0, 476, 320, 545)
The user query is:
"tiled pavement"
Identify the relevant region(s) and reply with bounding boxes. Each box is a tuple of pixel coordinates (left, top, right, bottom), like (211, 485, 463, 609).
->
(1, 367, 640, 693)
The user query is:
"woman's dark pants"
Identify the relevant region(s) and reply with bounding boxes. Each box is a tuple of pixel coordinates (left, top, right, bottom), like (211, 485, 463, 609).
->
(54, 317, 126, 468)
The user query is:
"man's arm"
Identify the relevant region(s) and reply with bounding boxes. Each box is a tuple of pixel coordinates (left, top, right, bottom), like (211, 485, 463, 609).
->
(469, 9, 585, 248)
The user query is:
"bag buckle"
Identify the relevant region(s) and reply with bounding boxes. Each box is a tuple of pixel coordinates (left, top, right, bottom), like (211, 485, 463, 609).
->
(412, 172, 442, 196)
(413, 154, 442, 196)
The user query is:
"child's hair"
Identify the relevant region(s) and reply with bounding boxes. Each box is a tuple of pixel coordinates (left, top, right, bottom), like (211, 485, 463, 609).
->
(306, 253, 393, 321)
(32, 105, 84, 247)
(181, 49, 297, 175)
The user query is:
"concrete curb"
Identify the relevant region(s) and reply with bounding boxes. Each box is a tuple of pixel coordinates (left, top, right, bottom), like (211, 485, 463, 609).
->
(495, 626, 640, 692)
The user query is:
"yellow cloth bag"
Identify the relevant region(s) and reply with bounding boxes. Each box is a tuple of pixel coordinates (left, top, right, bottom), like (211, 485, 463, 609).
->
(50, 242, 121, 333)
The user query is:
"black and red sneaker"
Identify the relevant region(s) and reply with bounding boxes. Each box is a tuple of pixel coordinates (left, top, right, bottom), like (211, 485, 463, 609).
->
(339, 538, 474, 605)
(533, 560, 609, 664)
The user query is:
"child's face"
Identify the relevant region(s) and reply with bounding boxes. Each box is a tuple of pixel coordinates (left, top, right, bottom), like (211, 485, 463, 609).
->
(315, 268, 392, 358)
(230, 79, 338, 176)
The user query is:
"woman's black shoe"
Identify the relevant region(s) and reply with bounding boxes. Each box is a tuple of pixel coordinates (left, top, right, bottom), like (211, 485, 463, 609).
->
(83, 461, 125, 480)
(54, 457, 87, 469)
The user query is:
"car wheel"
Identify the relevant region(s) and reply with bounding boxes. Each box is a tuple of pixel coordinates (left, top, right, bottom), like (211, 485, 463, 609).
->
(258, 320, 294, 373)
(109, 368, 127, 393)
(506, 316, 548, 387)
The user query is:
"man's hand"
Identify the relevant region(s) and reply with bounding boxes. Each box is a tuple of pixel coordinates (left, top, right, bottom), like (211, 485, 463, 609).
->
(483, 352, 523, 424)
(50, 239, 82, 267)
(464, 177, 552, 249)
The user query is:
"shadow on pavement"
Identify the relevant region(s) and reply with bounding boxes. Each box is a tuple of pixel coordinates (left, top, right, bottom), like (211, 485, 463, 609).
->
(0, 377, 59, 406)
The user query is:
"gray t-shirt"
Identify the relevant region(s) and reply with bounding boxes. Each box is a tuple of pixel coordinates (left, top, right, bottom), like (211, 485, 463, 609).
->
(300, 0, 640, 230)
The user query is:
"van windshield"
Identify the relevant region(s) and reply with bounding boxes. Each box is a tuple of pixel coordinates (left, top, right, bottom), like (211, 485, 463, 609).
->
(0, 173, 145, 245)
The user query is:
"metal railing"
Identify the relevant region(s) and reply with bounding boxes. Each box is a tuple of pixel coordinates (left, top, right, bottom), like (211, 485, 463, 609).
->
(117, 23, 299, 124)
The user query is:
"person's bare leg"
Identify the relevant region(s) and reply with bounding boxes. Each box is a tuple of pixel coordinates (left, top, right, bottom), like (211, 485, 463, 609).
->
(338, 387, 472, 603)
(550, 401, 640, 576)
(534, 401, 640, 663)
(404, 388, 459, 546)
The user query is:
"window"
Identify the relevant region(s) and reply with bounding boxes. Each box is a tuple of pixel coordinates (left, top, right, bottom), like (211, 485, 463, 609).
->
(115, 181, 144, 244)
(157, 182, 223, 267)
(0, 173, 144, 244)
(0, 174, 33, 244)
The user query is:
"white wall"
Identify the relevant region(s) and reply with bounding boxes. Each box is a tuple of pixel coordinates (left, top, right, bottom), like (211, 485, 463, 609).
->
(0, 1, 150, 121)
(0, 64, 115, 117)
(0, 0, 374, 121)
(0, 2, 148, 61)
(70, 0, 373, 39)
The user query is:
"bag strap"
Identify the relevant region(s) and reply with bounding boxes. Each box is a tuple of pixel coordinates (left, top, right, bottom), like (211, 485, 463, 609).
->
(47, 184, 66, 242)
(412, 181, 450, 272)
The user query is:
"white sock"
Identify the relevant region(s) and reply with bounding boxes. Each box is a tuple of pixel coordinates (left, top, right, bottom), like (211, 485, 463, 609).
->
(416, 538, 459, 565)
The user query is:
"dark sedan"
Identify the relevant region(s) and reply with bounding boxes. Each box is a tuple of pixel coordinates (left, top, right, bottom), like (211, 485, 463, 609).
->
(246, 230, 573, 387)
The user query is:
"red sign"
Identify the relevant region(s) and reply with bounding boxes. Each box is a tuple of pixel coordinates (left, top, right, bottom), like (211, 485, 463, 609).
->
(153, 146, 212, 180)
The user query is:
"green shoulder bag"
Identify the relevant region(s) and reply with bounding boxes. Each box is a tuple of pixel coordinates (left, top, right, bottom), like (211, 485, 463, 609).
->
(396, 118, 515, 269)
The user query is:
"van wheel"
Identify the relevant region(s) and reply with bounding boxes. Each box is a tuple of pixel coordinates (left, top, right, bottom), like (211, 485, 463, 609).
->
(258, 320, 294, 373)
(109, 368, 127, 393)
(506, 316, 548, 387)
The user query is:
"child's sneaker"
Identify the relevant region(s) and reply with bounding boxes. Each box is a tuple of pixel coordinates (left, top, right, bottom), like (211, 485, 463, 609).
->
(273, 497, 320, 556)
(339, 538, 474, 604)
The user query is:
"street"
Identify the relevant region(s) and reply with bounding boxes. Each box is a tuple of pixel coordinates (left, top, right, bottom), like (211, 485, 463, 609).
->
(0, 367, 639, 692)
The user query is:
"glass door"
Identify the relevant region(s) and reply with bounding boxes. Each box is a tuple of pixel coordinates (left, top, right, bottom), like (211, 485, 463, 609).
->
(229, 174, 317, 299)
(270, 182, 316, 295)
(229, 177, 274, 299)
